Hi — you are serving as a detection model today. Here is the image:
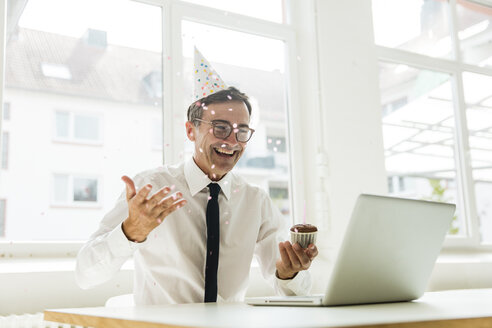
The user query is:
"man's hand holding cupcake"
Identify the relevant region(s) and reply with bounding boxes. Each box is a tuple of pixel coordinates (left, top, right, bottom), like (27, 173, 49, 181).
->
(276, 224, 319, 280)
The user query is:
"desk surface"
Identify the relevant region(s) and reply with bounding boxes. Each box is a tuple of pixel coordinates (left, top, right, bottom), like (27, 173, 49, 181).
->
(44, 289, 492, 328)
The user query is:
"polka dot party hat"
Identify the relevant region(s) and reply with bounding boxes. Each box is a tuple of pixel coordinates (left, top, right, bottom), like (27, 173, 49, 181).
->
(194, 46, 227, 100)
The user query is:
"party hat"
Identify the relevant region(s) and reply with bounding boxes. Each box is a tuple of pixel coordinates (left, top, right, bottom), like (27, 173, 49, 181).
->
(194, 47, 227, 100)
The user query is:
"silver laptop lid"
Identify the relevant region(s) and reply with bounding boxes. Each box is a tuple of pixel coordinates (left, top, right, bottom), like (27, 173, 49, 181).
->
(323, 194, 455, 306)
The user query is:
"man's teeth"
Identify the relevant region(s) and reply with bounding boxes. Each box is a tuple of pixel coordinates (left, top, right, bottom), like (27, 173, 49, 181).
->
(215, 148, 234, 155)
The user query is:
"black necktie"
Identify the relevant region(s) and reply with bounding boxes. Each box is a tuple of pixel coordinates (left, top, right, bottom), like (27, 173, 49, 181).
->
(204, 183, 221, 302)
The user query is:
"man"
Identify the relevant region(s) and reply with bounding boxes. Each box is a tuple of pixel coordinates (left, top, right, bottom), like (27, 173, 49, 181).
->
(76, 51, 318, 304)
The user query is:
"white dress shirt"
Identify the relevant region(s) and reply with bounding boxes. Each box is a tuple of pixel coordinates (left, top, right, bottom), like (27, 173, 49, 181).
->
(76, 159, 311, 304)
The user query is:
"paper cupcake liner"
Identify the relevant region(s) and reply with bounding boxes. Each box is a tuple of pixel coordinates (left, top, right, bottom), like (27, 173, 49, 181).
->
(290, 232, 317, 249)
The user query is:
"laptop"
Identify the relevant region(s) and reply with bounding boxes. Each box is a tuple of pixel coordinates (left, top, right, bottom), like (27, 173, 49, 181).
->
(246, 193, 455, 306)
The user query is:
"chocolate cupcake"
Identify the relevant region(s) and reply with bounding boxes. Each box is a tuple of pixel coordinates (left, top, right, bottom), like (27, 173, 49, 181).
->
(290, 224, 317, 248)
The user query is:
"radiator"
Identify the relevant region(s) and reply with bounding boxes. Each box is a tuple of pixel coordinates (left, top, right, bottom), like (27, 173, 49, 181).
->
(0, 313, 85, 328)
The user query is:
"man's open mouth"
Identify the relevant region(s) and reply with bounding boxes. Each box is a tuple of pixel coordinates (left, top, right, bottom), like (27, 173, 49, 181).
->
(214, 147, 236, 157)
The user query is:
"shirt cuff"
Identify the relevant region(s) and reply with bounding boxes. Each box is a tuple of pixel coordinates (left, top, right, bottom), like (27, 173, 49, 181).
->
(275, 270, 311, 296)
(106, 223, 149, 257)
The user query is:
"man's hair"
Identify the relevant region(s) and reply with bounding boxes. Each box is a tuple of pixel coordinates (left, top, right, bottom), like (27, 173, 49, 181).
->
(187, 86, 252, 126)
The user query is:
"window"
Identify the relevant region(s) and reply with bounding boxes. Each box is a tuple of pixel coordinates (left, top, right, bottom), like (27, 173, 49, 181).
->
(2, 103, 10, 120)
(269, 184, 289, 217)
(267, 136, 287, 153)
(41, 63, 72, 80)
(0, 200, 5, 237)
(54, 111, 102, 144)
(1, 0, 163, 242)
(457, 2, 492, 69)
(181, 19, 293, 217)
(463, 72, 492, 243)
(1, 132, 8, 170)
(52, 174, 100, 206)
(373, 0, 492, 247)
(151, 118, 163, 150)
(373, 0, 452, 58)
(378, 64, 461, 234)
(0, 0, 294, 246)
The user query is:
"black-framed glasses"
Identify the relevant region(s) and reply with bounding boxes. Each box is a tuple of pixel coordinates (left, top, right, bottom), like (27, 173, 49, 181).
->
(194, 119, 255, 142)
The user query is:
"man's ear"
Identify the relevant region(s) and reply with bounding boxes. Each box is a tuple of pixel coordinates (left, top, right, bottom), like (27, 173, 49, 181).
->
(185, 121, 196, 141)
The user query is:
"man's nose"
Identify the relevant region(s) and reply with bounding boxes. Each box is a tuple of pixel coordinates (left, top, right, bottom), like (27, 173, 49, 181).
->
(223, 129, 239, 145)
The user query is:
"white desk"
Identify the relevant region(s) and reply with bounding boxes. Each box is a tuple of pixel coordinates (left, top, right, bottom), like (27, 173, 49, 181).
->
(44, 289, 492, 328)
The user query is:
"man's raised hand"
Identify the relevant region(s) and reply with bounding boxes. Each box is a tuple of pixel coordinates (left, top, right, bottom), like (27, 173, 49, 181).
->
(121, 175, 187, 242)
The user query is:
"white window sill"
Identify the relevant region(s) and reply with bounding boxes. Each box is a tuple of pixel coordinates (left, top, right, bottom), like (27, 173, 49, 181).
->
(437, 250, 492, 264)
(0, 250, 492, 274)
(0, 258, 134, 274)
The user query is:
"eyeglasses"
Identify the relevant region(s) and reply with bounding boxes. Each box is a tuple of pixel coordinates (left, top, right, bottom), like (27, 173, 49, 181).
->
(194, 119, 255, 142)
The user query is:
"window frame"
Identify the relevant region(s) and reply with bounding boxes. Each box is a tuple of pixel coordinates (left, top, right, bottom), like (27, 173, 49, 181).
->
(50, 173, 103, 208)
(0, 0, 305, 257)
(52, 110, 104, 146)
(1, 131, 8, 170)
(2, 102, 10, 120)
(374, 0, 492, 251)
(162, 0, 305, 226)
(0, 199, 6, 238)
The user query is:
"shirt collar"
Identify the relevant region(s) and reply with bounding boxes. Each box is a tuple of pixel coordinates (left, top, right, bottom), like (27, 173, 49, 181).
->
(184, 157, 232, 200)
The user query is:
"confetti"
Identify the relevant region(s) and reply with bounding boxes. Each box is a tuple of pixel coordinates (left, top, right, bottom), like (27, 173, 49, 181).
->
(227, 95, 232, 100)
(228, 108, 233, 111)
(232, 123, 237, 128)
(211, 164, 215, 169)
(157, 219, 162, 224)
(221, 144, 226, 148)
(268, 139, 272, 144)
(294, 228, 299, 233)
(208, 196, 212, 201)
(211, 110, 215, 115)
(199, 148, 204, 153)
(209, 128, 214, 134)
(225, 220, 229, 225)
(276, 140, 282, 145)
(203, 106, 208, 110)
(273, 147, 278, 152)
(170, 185, 175, 190)
(212, 173, 217, 179)
(233, 129, 239, 133)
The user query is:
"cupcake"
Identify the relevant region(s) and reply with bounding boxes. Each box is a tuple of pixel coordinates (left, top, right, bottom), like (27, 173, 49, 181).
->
(290, 224, 318, 248)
